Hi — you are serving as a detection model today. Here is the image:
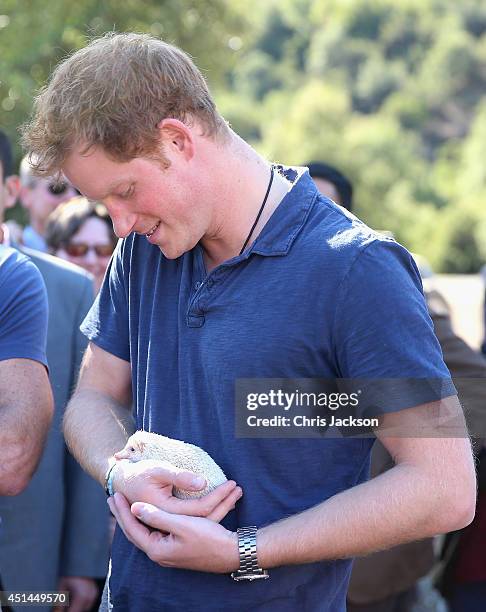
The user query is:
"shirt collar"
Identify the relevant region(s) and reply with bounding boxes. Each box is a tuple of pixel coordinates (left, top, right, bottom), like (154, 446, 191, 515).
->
(247, 165, 318, 258)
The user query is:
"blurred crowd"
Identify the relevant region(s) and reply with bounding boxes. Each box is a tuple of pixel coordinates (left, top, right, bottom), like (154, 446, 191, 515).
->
(0, 131, 485, 612)
(0, 131, 116, 612)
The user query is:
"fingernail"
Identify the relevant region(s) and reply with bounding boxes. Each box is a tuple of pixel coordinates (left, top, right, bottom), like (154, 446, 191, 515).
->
(192, 476, 205, 488)
(133, 504, 145, 518)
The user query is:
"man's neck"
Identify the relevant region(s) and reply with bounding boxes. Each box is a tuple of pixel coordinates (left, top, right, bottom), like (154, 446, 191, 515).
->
(199, 134, 290, 271)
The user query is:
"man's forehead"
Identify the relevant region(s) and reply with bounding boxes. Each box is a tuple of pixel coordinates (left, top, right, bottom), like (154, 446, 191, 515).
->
(62, 147, 133, 197)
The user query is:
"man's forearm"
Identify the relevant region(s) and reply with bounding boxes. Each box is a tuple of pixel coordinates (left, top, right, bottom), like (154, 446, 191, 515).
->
(63, 388, 134, 486)
(0, 360, 53, 495)
(257, 448, 475, 569)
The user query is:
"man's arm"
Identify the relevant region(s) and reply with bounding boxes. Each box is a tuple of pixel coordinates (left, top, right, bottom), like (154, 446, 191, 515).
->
(63, 342, 134, 486)
(0, 249, 53, 494)
(107, 395, 476, 573)
(256, 397, 476, 568)
(0, 358, 53, 495)
(64, 343, 242, 519)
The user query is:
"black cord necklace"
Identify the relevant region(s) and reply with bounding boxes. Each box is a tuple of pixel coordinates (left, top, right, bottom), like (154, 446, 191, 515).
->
(239, 164, 275, 256)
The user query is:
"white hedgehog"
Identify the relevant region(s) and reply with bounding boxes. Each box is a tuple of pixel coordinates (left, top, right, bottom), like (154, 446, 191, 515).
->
(114, 430, 227, 499)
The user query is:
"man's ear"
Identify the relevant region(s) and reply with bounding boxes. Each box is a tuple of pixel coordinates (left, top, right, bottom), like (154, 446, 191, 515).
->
(5, 175, 20, 209)
(18, 183, 33, 209)
(157, 118, 195, 162)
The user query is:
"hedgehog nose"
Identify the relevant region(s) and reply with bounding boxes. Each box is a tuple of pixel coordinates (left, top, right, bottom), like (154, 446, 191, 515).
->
(114, 449, 130, 460)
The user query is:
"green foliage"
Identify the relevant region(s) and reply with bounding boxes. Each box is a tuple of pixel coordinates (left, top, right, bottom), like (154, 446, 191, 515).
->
(0, 0, 247, 162)
(2, 0, 485, 272)
(224, 0, 486, 272)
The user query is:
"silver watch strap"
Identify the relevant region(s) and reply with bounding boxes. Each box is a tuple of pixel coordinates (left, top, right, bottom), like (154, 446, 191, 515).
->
(231, 526, 269, 581)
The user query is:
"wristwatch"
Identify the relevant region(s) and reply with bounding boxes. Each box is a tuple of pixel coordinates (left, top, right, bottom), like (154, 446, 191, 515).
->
(231, 526, 269, 581)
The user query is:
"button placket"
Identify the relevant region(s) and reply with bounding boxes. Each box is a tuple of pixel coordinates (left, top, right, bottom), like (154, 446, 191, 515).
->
(186, 264, 232, 327)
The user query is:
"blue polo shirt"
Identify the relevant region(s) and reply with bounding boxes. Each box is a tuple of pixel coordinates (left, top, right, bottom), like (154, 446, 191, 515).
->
(82, 167, 454, 611)
(0, 246, 48, 367)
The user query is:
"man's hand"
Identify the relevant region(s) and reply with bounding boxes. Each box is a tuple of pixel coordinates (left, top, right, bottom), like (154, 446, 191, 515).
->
(108, 492, 240, 573)
(113, 459, 242, 522)
(54, 576, 99, 612)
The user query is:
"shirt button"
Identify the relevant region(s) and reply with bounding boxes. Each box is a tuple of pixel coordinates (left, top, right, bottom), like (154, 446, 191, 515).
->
(195, 281, 202, 290)
(207, 279, 214, 289)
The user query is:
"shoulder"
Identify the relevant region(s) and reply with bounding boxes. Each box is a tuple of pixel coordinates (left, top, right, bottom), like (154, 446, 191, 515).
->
(0, 244, 32, 272)
(0, 246, 48, 363)
(299, 197, 417, 287)
(0, 245, 45, 291)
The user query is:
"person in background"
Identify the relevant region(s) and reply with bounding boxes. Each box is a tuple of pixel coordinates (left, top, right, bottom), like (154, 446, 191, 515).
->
(0, 133, 20, 247)
(45, 197, 117, 293)
(0, 245, 53, 494)
(307, 159, 486, 612)
(0, 242, 53, 596)
(0, 133, 110, 612)
(0, 133, 53, 496)
(306, 161, 353, 212)
(18, 154, 78, 251)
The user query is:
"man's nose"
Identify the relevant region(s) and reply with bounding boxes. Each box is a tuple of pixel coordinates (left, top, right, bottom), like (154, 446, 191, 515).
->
(104, 200, 137, 238)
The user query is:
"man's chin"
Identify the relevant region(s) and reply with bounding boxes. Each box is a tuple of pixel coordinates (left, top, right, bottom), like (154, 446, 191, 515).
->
(157, 237, 200, 260)
(158, 244, 185, 259)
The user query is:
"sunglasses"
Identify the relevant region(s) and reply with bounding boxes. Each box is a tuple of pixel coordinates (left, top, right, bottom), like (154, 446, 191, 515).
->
(63, 242, 114, 257)
(47, 182, 81, 196)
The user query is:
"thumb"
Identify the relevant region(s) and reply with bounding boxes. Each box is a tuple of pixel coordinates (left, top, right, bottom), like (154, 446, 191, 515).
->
(131, 502, 188, 533)
(153, 462, 206, 491)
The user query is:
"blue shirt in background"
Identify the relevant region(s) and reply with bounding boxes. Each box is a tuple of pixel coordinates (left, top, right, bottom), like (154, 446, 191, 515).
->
(82, 167, 454, 611)
(0, 246, 48, 367)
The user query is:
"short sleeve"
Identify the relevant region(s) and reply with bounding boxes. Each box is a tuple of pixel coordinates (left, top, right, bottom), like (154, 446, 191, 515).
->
(333, 239, 456, 413)
(0, 249, 48, 366)
(80, 240, 130, 362)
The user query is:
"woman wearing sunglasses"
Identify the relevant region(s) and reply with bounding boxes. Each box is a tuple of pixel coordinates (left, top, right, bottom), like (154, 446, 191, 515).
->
(45, 197, 117, 293)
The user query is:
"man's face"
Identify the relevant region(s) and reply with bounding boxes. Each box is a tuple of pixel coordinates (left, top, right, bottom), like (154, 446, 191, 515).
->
(21, 176, 78, 232)
(62, 145, 208, 260)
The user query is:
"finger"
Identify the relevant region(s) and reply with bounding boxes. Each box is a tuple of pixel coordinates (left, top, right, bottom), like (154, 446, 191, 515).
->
(153, 465, 207, 492)
(161, 480, 238, 517)
(107, 497, 123, 533)
(112, 493, 163, 551)
(131, 500, 191, 535)
(207, 486, 243, 522)
(107, 495, 137, 544)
